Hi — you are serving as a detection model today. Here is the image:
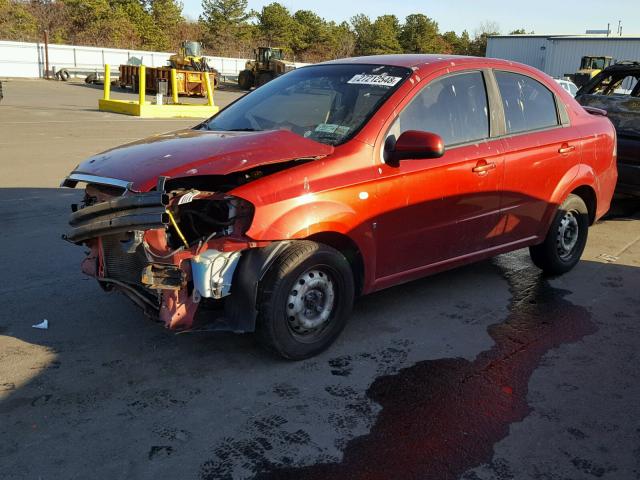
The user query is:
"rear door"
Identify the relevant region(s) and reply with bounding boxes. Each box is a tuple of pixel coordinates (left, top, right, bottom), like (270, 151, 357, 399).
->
(493, 70, 581, 244)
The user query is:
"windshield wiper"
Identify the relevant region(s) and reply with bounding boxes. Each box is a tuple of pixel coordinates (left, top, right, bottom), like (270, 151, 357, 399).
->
(312, 132, 342, 140)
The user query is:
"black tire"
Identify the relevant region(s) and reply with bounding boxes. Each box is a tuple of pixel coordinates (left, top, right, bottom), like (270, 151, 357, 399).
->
(238, 70, 254, 90)
(85, 73, 97, 84)
(256, 241, 355, 360)
(58, 69, 70, 81)
(529, 194, 589, 275)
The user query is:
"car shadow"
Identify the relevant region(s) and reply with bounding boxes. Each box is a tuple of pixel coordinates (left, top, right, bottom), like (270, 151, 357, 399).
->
(0, 188, 638, 479)
(603, 193, 640, 219)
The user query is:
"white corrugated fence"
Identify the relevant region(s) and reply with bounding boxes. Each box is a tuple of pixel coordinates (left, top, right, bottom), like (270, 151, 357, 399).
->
(0, 40, 253, 78)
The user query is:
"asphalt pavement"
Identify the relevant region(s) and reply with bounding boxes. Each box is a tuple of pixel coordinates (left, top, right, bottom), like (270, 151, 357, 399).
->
(0, 80, 639, 480)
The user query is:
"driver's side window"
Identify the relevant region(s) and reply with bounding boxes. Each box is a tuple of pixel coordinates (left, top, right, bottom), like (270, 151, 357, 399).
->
(390, 71, 490, 148)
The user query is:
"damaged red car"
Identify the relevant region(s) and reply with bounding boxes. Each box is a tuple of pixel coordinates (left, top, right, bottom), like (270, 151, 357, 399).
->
(62, 55, 617, 359)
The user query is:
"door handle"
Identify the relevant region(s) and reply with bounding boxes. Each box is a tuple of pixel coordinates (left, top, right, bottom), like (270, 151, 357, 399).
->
(558, 144, 575, 154)
(472, 161, 496, 174)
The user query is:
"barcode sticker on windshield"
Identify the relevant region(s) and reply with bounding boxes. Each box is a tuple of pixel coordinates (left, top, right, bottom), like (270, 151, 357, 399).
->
(347, 73, 402, 87)
(315, 123, 339, 133)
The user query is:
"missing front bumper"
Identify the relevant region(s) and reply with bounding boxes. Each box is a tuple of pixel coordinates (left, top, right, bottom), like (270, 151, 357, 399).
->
(65, 191, 169, 243)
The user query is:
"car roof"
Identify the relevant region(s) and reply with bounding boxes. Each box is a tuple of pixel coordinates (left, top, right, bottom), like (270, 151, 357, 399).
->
(318, 54, 541, 76)
(601, 61, 640, 72)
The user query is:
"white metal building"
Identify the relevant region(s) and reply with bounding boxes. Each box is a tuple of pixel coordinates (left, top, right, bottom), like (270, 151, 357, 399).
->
(486, 35, 640, 78)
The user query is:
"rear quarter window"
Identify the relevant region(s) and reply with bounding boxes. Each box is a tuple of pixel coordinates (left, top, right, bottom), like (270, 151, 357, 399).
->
(495, 71, 559, 134)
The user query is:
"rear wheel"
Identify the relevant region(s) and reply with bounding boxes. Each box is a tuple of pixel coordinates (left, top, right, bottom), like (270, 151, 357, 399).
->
(256, 241, 354, 360)
(529, 194, 589, 275)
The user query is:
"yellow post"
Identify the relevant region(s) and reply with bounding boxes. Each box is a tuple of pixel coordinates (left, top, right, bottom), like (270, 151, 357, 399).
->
(170, 68, 179, 105)
(203, 71, 214, 107)
(138, 65, 146, 105)
(103, 64, 110, 100)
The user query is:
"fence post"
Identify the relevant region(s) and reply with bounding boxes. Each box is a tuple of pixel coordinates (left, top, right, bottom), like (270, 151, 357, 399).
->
(43, 30, 50, 79)
(139, 65, 146, 105)
(103, 64, 110, 100)
(170, 68, 179, 104)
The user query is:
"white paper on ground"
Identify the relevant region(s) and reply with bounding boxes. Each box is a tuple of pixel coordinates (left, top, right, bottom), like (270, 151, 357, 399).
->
(32, 319, 49, 330)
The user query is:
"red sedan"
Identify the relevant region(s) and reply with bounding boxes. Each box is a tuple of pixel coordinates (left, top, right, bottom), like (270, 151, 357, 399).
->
(62, 55, 617, 359)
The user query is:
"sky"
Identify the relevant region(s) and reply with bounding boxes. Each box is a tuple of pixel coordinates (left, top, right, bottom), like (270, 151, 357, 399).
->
(181, 0, 640, 36)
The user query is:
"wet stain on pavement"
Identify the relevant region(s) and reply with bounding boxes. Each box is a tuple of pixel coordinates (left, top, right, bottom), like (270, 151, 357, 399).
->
(252, 255, 597, 480)
(273, 383, 300, 399)
(148, 445, 174, 460)
(328, 356, 353, 377)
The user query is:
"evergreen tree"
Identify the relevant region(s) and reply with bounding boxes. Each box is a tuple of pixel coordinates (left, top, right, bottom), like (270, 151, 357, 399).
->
(350, 14, 373, 55)
(257, 2, 296, 49)
(369, 15, 401, 55)
(292, 9, 330, 56)
(150, 0, 184, 50)
(200, 0, 252, 56)
(400, 14, 440, 53)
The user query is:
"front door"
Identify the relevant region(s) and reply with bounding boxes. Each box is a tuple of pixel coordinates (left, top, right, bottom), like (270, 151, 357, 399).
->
(374, 71, 505, 285)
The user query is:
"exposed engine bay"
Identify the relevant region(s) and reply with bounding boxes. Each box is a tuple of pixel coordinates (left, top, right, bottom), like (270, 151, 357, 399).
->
(62, 173, 288, 333)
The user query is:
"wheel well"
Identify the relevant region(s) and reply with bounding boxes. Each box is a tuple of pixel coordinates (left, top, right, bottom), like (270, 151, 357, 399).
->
(307, 232, 365, 296)
(571, 185, 597, 224)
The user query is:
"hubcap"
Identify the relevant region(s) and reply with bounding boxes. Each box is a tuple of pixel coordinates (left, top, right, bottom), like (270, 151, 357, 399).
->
(286, 269, 335, 335)
(557, 210, 579, 259)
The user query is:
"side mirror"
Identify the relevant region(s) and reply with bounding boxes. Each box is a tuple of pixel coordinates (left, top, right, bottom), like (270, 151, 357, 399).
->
(389, 130, 445, 163)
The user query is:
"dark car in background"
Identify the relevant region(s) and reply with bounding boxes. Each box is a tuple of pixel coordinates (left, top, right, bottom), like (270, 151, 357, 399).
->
(576, 62, 640, 196)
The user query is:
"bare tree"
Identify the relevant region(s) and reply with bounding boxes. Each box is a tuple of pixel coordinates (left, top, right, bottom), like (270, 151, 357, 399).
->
(474, 20, 500, 38)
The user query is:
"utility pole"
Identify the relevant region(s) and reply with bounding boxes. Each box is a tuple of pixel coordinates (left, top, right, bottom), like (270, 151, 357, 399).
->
(44, 30, 50, 79)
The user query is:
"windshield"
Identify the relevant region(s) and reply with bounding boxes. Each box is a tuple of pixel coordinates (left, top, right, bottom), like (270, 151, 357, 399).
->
(184, 41, 201, 57)
(581, 57, 608, 70)
(203, 64, 412, 145)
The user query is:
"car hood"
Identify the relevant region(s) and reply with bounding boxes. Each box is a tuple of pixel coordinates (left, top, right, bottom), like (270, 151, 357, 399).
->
(69, 129, 334, 192)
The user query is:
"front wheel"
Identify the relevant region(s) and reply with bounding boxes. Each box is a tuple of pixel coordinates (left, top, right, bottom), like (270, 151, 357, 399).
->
(238, 70, 254, 90)
(256, 241, 355, 360)
(529, 194, 589, 275)
(256, 72, 274, 87)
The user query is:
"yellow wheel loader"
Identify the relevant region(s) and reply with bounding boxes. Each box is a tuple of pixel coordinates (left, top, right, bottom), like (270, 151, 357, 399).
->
(566, 55, 614, 88)
(238, 47, 296, 90)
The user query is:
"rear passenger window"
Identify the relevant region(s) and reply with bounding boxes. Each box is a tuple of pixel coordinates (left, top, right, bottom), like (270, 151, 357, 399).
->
(396, 71, 489, 146)
(495, 71, 559, 134)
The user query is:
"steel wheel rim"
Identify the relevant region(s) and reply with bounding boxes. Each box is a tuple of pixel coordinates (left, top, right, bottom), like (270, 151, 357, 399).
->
(286, 267, 336, 340)
(557, 210, 580, 260)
